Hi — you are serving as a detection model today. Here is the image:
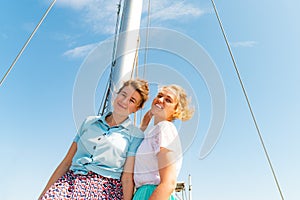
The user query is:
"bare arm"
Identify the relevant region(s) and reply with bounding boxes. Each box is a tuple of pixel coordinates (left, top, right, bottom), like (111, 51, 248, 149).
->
(121, 156, 135, 200)
(149, 147, 177, 200)
(140, 110, 153, 131)
(39, 142, 77, 199)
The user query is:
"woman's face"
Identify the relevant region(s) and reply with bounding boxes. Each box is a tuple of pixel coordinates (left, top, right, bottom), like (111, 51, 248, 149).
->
(151, 88, 177, 122)
(113, 85, 142, 117)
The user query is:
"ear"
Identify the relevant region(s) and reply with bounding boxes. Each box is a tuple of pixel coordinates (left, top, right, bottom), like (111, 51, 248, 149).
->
(171, 104, 180, 119)
(132, 105, 140, 113)
(134, 100, 144, 112)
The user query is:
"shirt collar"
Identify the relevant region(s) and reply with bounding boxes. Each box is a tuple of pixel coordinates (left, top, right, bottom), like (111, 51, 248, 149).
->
(99, 112, 132, 130)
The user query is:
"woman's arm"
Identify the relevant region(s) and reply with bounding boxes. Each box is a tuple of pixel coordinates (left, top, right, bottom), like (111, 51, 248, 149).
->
(121, 156, 135, 200)
(149, 147, 177, 200)
(140, 110, 153, 131)
(38, 142, 77, 199)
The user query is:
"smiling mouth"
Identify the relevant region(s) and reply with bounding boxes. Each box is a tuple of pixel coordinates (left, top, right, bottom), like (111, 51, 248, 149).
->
(155, 104, 163, 109)
(118, 103, 127, 109)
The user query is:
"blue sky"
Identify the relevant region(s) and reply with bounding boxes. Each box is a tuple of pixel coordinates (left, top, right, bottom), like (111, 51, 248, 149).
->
(1, 0, 300, 199)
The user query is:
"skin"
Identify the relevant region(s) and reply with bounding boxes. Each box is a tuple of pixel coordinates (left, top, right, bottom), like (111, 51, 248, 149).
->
(39, 85, 142, 200)
(151, 89, 177, 125)
(38, 142, 77, 200)
(140, 88, 179, 200)
(149, 148, 177, 200)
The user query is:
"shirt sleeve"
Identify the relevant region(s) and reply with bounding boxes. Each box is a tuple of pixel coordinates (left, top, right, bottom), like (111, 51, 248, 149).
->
(155, 121, 179, 154)
(73, 116, 95, 143)
(127, 127, 144, 157)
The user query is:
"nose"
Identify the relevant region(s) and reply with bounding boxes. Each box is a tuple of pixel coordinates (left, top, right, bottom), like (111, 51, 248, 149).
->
(157, 96, 164, 102)
(121, 96, 129, 105)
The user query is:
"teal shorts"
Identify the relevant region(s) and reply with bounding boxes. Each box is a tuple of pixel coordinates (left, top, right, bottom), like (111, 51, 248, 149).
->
(133, 184, 177, 200)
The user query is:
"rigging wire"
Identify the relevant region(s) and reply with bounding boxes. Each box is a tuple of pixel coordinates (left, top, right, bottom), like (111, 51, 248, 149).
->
(98, 0, 142, 119)
(98, 0, 123, 115)
(142, 0, 152, 77)
(210, 0, 285, 199)
(0, 0, 57, 87)
(136, 0, 152, 124)
(111, 0, 123, 67)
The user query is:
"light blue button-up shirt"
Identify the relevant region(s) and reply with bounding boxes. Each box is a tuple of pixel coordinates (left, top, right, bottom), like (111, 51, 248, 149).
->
(70, 112, 144, 179)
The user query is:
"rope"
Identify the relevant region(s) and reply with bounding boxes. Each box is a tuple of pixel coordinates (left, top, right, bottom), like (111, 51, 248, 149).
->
(131, 37, 140, 126)
(130, 36, 140, 79)
(134, 0, 152, 125)
(0, 0, 57, 87)
(142, 0, 152, 77)
(210, 0, 285, 199)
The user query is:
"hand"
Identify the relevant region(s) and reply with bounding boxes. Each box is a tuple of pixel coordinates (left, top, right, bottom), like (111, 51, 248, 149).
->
(140, 110, 153, 131)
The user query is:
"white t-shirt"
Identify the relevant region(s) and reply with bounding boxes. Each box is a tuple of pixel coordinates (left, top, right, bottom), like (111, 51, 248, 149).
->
(134, 120, 182, 188)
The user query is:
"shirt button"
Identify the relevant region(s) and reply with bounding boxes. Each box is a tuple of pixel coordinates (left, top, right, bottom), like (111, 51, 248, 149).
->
(98, 137, 101, 140)
(93, 146, 96, 150)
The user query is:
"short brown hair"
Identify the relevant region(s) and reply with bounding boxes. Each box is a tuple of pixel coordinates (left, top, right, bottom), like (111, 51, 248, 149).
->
(118, 79, 149, 108)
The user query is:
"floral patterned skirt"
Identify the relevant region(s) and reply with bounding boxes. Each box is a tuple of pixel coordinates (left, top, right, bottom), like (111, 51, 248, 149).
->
(40, 171, 123, 200)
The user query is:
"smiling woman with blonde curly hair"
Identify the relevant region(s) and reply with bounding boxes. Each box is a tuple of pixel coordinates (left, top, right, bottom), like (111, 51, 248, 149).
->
(133, 84, 194, 200)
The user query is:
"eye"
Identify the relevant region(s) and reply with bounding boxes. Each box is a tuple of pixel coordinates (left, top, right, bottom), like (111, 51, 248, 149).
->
(120, 91, 127, 97)
(166, 98, 172, 103)
(130, 98, 136, 104)
(157, 94, 163, 98)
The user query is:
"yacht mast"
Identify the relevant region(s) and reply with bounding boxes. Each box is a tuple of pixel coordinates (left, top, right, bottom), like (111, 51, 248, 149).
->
(107, 0, 143, 110)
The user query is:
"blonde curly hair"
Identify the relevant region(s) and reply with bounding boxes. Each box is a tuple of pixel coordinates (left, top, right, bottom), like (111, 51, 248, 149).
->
(160, 84, 194, 121)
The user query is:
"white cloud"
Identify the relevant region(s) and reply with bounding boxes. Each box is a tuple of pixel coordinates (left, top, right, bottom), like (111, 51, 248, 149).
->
(56, 0, 119, 34)
(58, 0, 205, 59)
(146, 0, 204, 22)
(231, 41, 258, 48)
(83, 1, 120, 34)
(56, 0, 94, 10)
(63, 43, 98, 58)
(55, 0, 204, 34)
